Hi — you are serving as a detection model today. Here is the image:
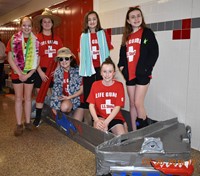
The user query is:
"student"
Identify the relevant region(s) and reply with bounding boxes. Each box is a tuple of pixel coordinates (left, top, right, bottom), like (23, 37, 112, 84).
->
(118, 7, 159, 130)
(87, 57, 127, 135)
(0, 38, 6, 94)
(33, 9, 63, 127)
(6, 17, 39, 136)
(50, 47, 84, 121)
(79, 10, 113, 109)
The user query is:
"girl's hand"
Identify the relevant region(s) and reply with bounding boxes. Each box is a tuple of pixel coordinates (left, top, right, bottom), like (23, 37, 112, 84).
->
(19, 74, 28, 82)
(58, 95, 65, 100)
(58, 95, 70, 101)
(119, 66, 124, 71)
(50, 71, 55, 77)
(39, 71, 49, 82)
(94, 118, 106, 131)
(102, 120, 109, 132)
(18, 74, 24, 82)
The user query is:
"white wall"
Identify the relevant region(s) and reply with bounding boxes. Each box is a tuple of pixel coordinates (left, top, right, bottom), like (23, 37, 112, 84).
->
(94, 0, 200, 151)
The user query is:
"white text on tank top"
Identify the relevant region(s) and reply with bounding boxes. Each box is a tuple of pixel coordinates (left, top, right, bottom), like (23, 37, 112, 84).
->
(41, 40, 58, 58)
(127, 38, 141, 62)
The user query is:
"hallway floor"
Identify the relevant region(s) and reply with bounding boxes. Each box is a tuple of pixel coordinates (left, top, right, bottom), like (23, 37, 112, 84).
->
(0, 94, 95, 176)
(0, 93, 199, 176)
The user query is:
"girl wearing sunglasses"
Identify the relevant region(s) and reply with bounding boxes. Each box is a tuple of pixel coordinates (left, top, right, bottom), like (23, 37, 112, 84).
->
(50, 47, 84, 121)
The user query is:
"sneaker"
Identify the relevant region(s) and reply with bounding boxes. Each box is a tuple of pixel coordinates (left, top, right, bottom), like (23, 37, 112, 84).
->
(136, 117, 148, 129)
(33, 117, 42, 127)
(14, 124, 23, 136)
(136, 117, 158, 129)
(24, 122, 35, 131)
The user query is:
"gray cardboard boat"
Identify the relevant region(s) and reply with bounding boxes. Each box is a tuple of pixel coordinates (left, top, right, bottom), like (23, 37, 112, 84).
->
(39, 102, 194, 176)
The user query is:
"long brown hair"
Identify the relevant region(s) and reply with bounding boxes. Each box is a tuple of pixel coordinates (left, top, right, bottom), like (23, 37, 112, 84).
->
(39, 18, 54, 41)
(82, 11, 103, 33)
(121, 7, 146, 45)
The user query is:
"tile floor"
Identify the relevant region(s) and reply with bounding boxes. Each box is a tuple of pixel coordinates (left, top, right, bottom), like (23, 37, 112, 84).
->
(0, 93, 199, 176)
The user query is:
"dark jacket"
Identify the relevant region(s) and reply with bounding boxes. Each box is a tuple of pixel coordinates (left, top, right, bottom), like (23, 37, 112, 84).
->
(118, 28, 159, 81)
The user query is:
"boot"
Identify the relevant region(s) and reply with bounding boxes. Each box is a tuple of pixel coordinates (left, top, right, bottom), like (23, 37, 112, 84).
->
(14, 124, 23, 137)
(24, 122, 35, 131)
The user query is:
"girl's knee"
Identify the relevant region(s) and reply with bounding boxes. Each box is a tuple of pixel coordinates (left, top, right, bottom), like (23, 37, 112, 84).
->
(61, 107, 70, 113)
(15, 96, 23, 102)
(60, 105, 72, 113)
(112, 124, 126, 135)
(24, 97, 32, 102)
(123, 122, 128, 133)
(134, 100, 143, 109)
(129, 99, 136, 107)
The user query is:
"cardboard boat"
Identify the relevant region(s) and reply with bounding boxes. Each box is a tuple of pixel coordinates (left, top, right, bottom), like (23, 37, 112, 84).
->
(40, 104, 194, 176)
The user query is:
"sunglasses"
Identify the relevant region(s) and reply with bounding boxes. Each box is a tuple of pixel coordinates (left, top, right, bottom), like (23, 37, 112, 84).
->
(58, 57, 71, 62)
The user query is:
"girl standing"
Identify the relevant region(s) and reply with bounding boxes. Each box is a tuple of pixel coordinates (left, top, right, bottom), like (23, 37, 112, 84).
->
(87, 57, 127, 135)
(118, 7, 159, 130)
(79, 11, 113, 109)
(33, 9, 63, 127)
(6, 17, 39, 136)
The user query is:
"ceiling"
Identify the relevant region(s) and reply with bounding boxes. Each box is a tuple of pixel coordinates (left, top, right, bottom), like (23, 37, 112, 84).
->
(0, 0, 32, 17)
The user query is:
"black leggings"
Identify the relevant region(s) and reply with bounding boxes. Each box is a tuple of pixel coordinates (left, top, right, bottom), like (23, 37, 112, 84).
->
(83, 67, 102, 109)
